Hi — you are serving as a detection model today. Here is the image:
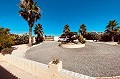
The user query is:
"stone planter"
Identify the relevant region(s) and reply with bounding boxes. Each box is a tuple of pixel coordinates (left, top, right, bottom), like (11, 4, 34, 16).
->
(49, 60, 62, 72)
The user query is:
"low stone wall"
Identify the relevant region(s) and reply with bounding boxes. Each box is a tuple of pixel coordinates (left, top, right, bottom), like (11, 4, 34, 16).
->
(4, 55, 49, 79)
(0, 54, 120, 79)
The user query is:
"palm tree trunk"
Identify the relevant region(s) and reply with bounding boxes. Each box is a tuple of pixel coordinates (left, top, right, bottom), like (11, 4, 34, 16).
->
(111, 35, 114, 42)
(29, 27, 32, 46)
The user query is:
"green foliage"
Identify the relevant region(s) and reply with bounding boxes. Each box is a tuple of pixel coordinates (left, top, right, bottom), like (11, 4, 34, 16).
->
(105, 20, 119, 42)
(0, 27, 15, 51)
(90, 32, 100, 41)
(19, 0, 41, 27)
(79, 24, 87, 36)
(78, 35, 86, 44)
(63, 24, 70, 34)
(14, 34, 29, 45)
(66, 32, 78, 42)
(35, 36, 44, 43)
(34, 24, 44, 43)
(34, 24, 44, 36)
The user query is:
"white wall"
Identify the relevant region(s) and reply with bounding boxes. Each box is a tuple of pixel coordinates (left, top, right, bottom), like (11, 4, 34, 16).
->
(54, 36, 59, 41)
(1, 54, 119, 79)
(1, 54, 96, 79)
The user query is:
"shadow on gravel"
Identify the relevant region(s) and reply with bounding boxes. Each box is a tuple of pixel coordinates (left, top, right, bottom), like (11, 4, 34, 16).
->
(0, 65, 18, 79)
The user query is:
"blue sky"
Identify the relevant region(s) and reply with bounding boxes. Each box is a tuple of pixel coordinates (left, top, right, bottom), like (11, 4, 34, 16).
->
(0, 0, 120, 36)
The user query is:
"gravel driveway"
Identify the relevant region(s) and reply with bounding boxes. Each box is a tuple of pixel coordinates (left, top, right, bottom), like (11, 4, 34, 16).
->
(25, 41, 120, 77)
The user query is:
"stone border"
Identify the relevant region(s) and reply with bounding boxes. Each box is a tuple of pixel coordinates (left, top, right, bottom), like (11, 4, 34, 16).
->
(61, 43, 85, 48)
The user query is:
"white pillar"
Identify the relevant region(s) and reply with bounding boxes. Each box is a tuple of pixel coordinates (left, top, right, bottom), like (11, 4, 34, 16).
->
(48, 60, 62, 79)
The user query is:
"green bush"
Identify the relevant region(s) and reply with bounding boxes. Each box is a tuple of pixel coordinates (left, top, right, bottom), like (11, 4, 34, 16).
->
(78, 35, 86, 44)
(0, 27, 15, 51)
(36, 36, 44, 43)
(14, 34, 29, 45)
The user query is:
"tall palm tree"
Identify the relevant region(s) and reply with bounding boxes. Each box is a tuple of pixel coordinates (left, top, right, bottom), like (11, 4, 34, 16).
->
(79, 24, 87, 36)
(63, 24, 70, 34)
(19, 0, 41, 46)
(34, 24, 44, 37)
(105, 20, 118, 42)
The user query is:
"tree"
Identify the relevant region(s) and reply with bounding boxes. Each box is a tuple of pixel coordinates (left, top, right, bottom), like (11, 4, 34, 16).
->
(116, 27, 120, 42)
(79, 24, 87, 36)
(19, 0, 41, 46)
(105, 20, 118, 42)
(63, 24, 70, 34)
(90, 32, 99, 41)
(34, 24, 44, 43)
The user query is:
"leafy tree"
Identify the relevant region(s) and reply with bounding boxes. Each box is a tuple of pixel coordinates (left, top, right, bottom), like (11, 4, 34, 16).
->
(19, 0, 41, 46)
(63, 24, 70, 34)
(14, 34, 29, 45)
(34, 24, 44, 43)
(105, 20, 119, 42)
(90, 32, 100, 41)
(79, 24, 87, 36)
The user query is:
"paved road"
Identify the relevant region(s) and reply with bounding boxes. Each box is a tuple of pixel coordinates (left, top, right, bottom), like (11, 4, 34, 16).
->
(25, 41, 120, 77)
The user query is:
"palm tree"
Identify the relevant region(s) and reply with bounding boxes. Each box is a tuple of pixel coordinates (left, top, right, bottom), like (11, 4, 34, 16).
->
(34, 24, 43, 37)
(105, 20, 118, 42)
(34, 24, 44, 43)
(79, 24, 87, 36)
(19, 0, 41, 46)
(116, 27, 120, 42)
(63, 24, 70, 34)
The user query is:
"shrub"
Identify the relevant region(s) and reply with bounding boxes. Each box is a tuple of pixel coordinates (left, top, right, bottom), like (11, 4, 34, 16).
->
(36, 36, 44, 43)
(1, 48, 14, 55)
(100, 33, 111, 42)
(78, 35, 86, 44)
(14, 34, 29, 45)
(52, 59, 59, 65)
(0, 27, 15, 51)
